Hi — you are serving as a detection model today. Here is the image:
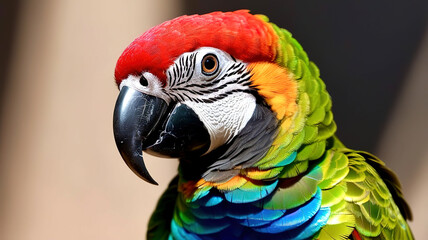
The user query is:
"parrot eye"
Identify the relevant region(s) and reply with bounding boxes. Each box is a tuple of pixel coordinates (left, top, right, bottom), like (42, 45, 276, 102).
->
(201, 54, 219, 76)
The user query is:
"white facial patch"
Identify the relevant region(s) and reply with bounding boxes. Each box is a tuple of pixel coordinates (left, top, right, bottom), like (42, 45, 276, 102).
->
(183, 92, 256, 154)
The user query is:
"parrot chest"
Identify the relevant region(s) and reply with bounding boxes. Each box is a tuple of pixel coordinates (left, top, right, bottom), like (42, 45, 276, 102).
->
(170, 185, 330, 239)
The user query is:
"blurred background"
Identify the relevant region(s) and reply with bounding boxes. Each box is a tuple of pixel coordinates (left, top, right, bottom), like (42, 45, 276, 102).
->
(0, 0, 427, 239)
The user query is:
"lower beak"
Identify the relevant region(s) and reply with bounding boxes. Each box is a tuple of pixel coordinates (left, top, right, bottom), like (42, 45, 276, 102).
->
(113, 86, 168, 185)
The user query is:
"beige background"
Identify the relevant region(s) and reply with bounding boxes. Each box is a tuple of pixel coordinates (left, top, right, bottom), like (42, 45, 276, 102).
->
(0, 1, 180, 239)
(0, 0, 426, 239)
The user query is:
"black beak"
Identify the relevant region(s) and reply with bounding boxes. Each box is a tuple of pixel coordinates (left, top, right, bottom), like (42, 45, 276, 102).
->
(113, 86, 168, 185)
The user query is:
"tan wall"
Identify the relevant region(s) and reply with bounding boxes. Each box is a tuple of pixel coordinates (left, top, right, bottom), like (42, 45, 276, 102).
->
(0, 1, 180, 239)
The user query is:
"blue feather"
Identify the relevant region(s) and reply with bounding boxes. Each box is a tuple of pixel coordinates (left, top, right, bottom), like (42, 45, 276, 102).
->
(253, 188, 322, 234)
(170, 220, 202, 240)
(190, 207, 227, 220)
(196, 193, 224, 207)
(181, 216, 231, 235)
(190, 188, 211, 202)
(291, 207, 331, 239)
(239, 207, 330, 240)
(225, 203, 263, 219)
(239, 208, 287, 227)
(224, 180, 278, 203)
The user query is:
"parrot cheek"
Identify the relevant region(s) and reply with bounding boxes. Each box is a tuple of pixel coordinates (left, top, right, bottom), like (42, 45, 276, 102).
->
(145, 103, 211, 158)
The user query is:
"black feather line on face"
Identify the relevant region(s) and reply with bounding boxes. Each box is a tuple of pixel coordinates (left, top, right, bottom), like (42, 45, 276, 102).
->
(229, 54, 237, 62)
(164, 52, 254, 103)
(169, 53, 197, 87)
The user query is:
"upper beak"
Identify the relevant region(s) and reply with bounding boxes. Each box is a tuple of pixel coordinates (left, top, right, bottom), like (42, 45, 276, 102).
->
(113, 86, 168, 185)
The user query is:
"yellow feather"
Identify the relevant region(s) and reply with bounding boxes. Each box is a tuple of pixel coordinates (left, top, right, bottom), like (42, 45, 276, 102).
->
(247, 62, 298, 120)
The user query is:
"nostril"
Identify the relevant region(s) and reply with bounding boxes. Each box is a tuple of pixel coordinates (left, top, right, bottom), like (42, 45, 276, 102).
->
(139, 75, 148, 86)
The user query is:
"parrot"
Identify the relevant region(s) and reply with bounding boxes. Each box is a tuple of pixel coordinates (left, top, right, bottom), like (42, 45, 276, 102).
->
(112, 10, 413, 240)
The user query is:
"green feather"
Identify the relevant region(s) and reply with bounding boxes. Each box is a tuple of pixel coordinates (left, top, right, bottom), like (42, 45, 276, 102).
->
(256, 130, 304, 169)
(309, 141, 326, 160)
(360, 200, 383, 226)
(147, 176, 178, 240)
(316, 120, 337, 141)
(318, 150, 348, 189)
(321, 183, 346, 207)
(176, 196, 195, 225)
(278, 160, 308, 179)
(296, 143, 317, 161)
(322, 111, 333, 126)
(303, 125, 318, 144)
(329, 197, 347, 213)
(346, 165, 367, 182)
(345, 182, 369, 202)
(261, 166, 322, 210)
(306, 106, 325, 125)
(318, 212, 355, 240)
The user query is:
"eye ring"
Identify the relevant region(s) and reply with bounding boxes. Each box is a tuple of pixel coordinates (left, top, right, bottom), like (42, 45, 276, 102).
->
(201, 54, 219, 76)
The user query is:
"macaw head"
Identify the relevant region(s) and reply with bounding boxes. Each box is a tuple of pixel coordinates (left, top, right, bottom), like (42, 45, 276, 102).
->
(113, 10, 335, 186)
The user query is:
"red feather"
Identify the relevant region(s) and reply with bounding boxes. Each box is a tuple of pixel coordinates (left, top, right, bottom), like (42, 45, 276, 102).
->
(114, 10, 278, 86)
(352, 229, 362, 240)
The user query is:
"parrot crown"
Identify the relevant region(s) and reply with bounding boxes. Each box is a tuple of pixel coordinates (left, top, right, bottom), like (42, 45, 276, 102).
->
(114, 10, 277, 85)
